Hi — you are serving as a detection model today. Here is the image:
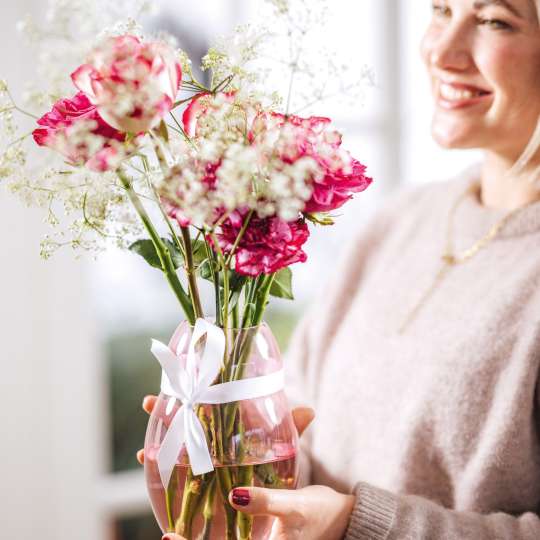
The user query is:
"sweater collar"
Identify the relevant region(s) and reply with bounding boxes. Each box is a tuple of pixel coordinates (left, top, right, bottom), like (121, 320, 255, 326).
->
(451, 163, 540, 240)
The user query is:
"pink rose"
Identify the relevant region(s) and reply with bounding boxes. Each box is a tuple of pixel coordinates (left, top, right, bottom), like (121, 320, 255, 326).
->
(252, 112, 372, 213)
(32, 91, 125, 172)
(182, 92, 210, 137)
(215, 209, 309, 277)
(72, 35, 182, 133)
(304, 156, 372, 213)
(182, 92, 236, 137)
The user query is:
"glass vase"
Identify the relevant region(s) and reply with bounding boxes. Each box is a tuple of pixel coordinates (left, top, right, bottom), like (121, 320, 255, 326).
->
(144, 321, 300, 540)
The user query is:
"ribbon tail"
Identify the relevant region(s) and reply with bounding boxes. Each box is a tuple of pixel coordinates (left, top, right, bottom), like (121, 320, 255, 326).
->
(157, 405, 186, 489)
(184, 407, 215, 476)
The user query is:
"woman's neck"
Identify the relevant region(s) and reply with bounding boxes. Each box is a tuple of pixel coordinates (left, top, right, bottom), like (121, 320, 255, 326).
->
(480, 152, 540, 210)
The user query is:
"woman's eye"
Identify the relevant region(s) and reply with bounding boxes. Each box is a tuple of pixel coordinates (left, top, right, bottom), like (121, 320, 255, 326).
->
(432, 4, 451, 17)
(477, 17, 513, 31)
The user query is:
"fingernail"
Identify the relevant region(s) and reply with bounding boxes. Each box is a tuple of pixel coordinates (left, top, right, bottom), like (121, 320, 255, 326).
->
(232, 488, 250, 506)
(162, 536, 173, 540)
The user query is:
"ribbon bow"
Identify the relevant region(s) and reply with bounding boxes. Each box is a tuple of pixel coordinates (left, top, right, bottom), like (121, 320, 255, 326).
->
(151, 318, 285, 488)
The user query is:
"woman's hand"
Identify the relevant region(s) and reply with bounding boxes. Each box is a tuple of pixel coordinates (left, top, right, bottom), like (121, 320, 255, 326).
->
(160, 485, 355, 540)
(138, 397, 354, 540)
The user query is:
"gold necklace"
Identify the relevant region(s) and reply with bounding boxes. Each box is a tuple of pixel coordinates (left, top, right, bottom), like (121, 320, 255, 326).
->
(397, 181, 533, 334)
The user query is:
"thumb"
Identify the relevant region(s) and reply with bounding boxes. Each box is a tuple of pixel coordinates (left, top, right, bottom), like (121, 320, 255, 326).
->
(229, 486, 300, 518)
(292, 406, 315, 436)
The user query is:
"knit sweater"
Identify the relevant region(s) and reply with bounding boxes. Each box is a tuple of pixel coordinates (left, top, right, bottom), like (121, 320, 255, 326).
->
(284, 163, 540, 539)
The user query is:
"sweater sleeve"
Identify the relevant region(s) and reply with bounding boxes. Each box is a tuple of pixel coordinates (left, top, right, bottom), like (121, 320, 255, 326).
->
(345, 481, 540, 540)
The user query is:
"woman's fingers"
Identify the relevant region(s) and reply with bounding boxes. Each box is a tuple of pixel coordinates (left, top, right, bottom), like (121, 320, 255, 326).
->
(142, 395, 158, 415)
(228, 486, 304, 522)
(292, 406, 315, 437)
(136, 395, 158, 465)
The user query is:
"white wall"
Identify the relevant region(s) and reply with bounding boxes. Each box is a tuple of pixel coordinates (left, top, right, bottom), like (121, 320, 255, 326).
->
(0, 2, 106, 539)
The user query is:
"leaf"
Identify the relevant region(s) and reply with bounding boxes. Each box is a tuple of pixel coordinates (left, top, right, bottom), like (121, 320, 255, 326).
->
(129, 239, 163, 269)
(198, 258, 217, 280)
(191, 238, 209, 266)
(305, 212, 335, 226)
(164, 239, 185, 269)
(270, 268, 294, 300)
(129, 238, 184, 270)
(199, 259, 247, 294)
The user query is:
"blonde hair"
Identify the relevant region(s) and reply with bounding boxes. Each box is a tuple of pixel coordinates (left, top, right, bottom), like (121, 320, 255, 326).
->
(508, 0, 540, 185)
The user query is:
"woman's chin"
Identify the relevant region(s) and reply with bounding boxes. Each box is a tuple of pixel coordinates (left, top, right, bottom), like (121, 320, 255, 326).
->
(431, 123, 480, 150)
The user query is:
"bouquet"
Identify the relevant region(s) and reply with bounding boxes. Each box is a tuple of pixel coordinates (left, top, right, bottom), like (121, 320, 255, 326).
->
(0, 1, 373, 538)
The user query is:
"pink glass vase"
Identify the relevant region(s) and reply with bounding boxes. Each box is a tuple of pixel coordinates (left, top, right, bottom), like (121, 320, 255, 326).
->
(144, 321, 299, 540)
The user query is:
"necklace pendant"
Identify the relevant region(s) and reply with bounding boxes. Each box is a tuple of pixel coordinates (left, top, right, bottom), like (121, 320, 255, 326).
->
(441, 253, 456, 265)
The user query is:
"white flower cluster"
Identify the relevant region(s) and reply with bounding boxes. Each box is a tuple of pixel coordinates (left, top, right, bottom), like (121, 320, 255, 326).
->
(158, 93, 353, 226)
(0, 82, 28, 182)
(1, 0, 163, 257)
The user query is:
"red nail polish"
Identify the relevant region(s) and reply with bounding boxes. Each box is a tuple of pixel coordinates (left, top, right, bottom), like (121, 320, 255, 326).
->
(232, 488, 250, 506)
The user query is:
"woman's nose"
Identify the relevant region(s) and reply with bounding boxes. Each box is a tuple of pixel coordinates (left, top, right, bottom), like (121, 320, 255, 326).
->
(428, 28, 471, 72)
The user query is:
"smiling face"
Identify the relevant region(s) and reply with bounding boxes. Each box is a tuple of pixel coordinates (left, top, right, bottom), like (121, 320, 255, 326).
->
(421, 0, 540, 160)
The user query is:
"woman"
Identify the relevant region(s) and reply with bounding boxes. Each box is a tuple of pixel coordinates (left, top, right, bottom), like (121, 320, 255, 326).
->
(140, 0, 540, 537)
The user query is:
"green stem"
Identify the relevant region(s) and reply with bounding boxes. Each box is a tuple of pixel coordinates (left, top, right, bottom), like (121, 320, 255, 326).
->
(140, 155, 186, 261)
(117, 170, 195, 324)
(165, 467, 180, 532)
(225, 210, 254, 267)
(216, 468, 237, 540)
(236, 465, 254, 540)
(175, 472, 202, 539)
(232, 302, 240, 331)
(204, 238, 222, 327)
(209, 231, 229, 332)
(224, 274, 277, 443)
(181, 226, 204, 318)
(201, 477, 217, 540)
(252, 274, 276, 326)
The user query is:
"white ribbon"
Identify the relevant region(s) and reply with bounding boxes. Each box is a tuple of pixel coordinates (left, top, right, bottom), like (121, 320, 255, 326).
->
(150, 318, 285, 488)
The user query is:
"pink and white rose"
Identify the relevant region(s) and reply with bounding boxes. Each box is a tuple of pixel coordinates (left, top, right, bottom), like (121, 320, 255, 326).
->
(71, 35, 182, 133)
(255, 113, 373, 214)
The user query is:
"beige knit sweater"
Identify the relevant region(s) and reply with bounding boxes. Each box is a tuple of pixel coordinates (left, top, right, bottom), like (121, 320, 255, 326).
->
(285, 163, 540, 539)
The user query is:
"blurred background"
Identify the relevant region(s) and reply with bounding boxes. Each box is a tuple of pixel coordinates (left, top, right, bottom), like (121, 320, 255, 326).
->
(0, 1, 482, 539)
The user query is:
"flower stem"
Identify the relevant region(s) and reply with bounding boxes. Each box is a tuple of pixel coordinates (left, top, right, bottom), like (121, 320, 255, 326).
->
(225, 210, 254, 267)
(165, 467, 180, 532)
(216, 468, 238, 540)
(175, 473, 202, 539)
(236, 465, 254, 540)
(117, 169, 195, 324)
(252, 274, 276, 326)
(181, 226, 204, 318)
(201, 476, 217, 540)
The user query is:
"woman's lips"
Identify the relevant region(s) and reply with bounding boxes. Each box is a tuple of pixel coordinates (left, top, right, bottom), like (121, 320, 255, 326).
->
(436, 81, 493, 110)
